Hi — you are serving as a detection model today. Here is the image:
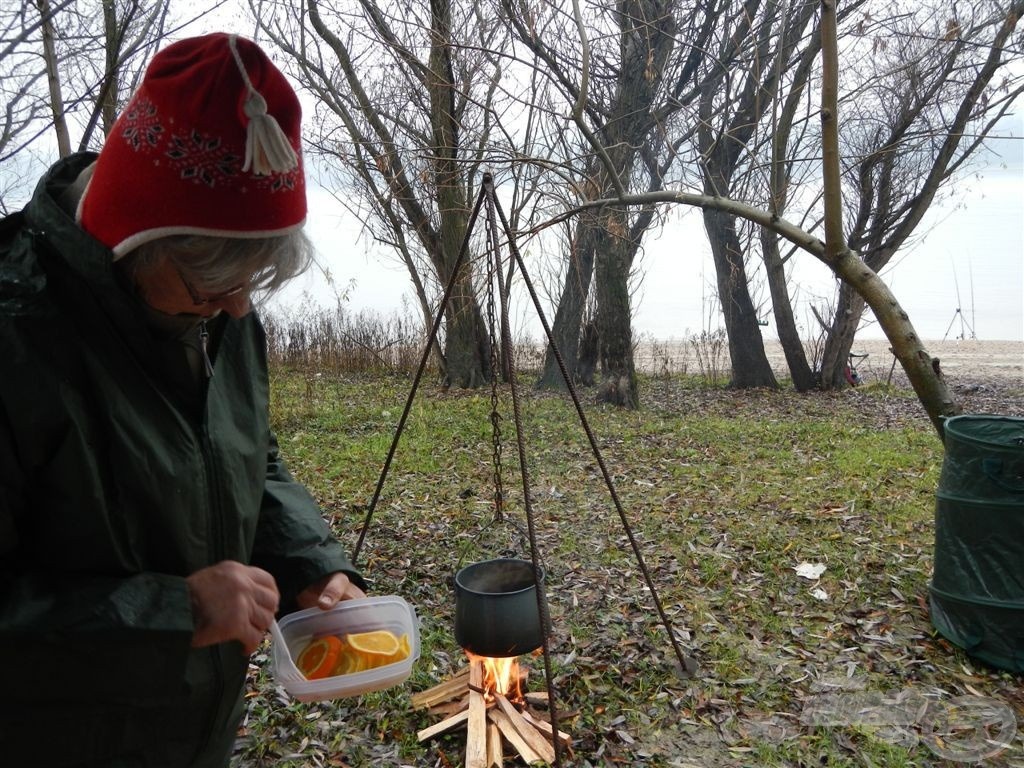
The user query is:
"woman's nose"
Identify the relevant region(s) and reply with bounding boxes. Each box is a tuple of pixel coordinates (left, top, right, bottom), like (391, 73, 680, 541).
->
(216, 292, 252, 319)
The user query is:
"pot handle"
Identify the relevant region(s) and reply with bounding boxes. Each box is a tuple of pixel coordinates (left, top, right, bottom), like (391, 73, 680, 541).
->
(454, 515, 532, 571)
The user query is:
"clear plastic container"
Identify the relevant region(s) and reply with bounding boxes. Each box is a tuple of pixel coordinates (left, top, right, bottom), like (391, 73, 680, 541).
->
(271, 595, 420, 702)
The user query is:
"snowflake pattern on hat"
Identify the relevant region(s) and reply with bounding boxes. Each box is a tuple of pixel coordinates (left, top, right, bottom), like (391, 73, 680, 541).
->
(166, 130, 241, 188)
(120, 97, 163, 151)
(256, 168, 300, 193)
(116, 95, 300, 192)
(119, 95, 243, 188)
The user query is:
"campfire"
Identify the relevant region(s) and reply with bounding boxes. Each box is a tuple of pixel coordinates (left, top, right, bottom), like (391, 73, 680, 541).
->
(413, 653, 572, 766)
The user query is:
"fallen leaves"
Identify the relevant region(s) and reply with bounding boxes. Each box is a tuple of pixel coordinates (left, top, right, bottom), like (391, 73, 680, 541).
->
(794, 562, 827, 580)
(239, 370, 1024, 767)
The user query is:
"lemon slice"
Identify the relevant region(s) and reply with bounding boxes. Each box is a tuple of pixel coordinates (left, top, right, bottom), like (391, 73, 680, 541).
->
(385, 633, 411, 664)
(347, 629, 401, 657)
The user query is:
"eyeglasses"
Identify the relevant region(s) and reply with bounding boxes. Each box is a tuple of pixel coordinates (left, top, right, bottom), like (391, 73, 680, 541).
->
(176, 267, 247, 306)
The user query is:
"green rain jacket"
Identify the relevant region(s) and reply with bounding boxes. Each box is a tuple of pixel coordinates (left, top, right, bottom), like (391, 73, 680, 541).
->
(0, 154, 364, 767)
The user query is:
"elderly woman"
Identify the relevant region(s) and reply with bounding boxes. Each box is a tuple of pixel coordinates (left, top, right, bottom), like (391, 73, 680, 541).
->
(0, 33, 364, 767)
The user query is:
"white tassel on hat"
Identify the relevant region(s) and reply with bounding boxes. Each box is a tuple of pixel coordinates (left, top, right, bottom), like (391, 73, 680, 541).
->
(228, 34, 299, 175)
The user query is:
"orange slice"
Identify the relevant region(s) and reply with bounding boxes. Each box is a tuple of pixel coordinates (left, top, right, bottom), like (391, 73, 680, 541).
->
(296, 635, 345, 680)
(346, 630, 400, 658)
(331, 645, 362, 675)
(382, 633, 412, 665)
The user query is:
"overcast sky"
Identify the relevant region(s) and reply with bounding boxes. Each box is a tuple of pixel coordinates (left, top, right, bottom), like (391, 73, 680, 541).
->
(279, 121, 1024, 343)
(9, 8, 1021, 344)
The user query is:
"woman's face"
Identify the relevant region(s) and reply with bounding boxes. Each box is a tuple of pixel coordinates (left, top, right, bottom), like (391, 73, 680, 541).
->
(130, 255, 253, 320)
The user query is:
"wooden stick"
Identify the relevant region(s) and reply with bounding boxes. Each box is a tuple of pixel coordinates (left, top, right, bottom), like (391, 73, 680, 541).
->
(411, 667, 471, 710)
(428, 698, 471, 718)
(487, 707, 543, 765)
(494, 694, 556, 764)
(417, 708, 470, 742)
(523, 691, 549, 707)
(486, 721, 503, 768)
(519, 708, 572, 748)
(465, 661, 487, 768)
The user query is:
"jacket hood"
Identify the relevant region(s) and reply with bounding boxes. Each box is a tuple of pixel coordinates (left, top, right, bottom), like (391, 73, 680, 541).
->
(24, 152, 115, 287)
(4, 154, 193, 373)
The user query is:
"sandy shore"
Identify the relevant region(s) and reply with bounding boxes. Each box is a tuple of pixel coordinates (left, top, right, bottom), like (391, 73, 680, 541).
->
(772, 338, 1023, 384)
(635, 338, 1023, 385)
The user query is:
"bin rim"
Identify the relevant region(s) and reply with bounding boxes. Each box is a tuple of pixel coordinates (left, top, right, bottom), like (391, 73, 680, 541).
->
(943, 414, 1024, 448)
(935, 489, 1024, 506)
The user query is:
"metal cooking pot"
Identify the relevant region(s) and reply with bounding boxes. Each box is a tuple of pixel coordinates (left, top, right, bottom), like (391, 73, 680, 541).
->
(454, 558, 547, 658)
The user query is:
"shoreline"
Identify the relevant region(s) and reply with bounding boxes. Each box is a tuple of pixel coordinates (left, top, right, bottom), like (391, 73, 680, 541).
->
(633, 338, 1023, 384)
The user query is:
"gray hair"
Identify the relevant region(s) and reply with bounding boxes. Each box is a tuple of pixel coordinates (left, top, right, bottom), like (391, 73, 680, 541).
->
(126, 229, 314, 302)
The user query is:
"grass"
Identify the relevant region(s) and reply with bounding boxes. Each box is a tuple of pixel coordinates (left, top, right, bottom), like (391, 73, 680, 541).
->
(233, 365, 1024, 767)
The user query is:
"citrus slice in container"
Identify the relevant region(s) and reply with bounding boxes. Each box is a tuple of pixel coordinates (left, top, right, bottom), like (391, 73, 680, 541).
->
(382, 633, 412, 665)
(347, 629, 400, 659)
(334, 645, 369, 675)
(332, 646, 354, 675)
(396, 633, 411, 659)
(296, 635, 344, 680)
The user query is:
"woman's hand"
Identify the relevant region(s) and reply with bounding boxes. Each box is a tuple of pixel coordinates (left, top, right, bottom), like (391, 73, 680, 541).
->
(296, 571, 366, 610)
(186, 560, 280, 655)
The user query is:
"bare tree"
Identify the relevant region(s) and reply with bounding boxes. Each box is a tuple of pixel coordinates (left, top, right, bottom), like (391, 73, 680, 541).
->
(815, 0, 1024, 388)
(759, 9, 828, 392)
(0, 1, 176, 212)
(505, 0, 722, 406)
(38, 0, 72, 157)
(175, 0, 1017, 431)
(0, 0, 75, 208)
(688, 0, 1023, 395)
(251, 0, 520, 386)
(694, 0, 824, 389)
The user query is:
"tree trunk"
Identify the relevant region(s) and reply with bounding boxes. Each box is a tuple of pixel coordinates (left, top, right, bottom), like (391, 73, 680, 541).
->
(444, 292, 491, 388)
(536, 0, 678, 400)
(762, 228, 816, 391)
(820, 280, 864, 388)
(428, 0, 487, 387)
(37, 0, 71, 158)
(101, 0, 120, 137)
(829, 246, 956, 434)
(594, 208, 638, 408)
(761, 12, 821, 392)
(538, 219, 596, 389)
(703, 207, 778, 389)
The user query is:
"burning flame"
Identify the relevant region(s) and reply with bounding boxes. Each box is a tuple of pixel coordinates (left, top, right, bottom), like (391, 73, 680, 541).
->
(465, 652, 523, 701)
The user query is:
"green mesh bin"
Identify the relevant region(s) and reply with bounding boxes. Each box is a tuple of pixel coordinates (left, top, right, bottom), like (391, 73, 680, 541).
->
(930, 415, 1024, 672)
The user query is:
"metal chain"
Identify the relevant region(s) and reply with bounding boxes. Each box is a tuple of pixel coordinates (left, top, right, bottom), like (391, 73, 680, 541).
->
(483, 175, 563, 768)
(484, 191, 504, 522)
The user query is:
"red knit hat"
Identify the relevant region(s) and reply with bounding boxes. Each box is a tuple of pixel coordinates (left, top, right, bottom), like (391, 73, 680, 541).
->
(79, 33, 306, 258)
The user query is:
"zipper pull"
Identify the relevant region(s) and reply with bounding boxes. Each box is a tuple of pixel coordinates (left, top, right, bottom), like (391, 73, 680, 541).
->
(199, 320, 214, 378)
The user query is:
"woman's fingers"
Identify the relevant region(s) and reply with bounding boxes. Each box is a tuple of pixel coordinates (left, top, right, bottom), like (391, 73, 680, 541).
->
(187, 561, 281, 653)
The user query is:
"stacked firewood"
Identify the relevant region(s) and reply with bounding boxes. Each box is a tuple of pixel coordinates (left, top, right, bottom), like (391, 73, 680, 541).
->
(413, 660, 572, 766)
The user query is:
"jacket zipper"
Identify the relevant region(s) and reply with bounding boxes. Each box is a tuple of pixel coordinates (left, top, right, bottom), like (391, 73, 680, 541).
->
(195, 352, 226, 759)
(199, 320, 215, 378)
